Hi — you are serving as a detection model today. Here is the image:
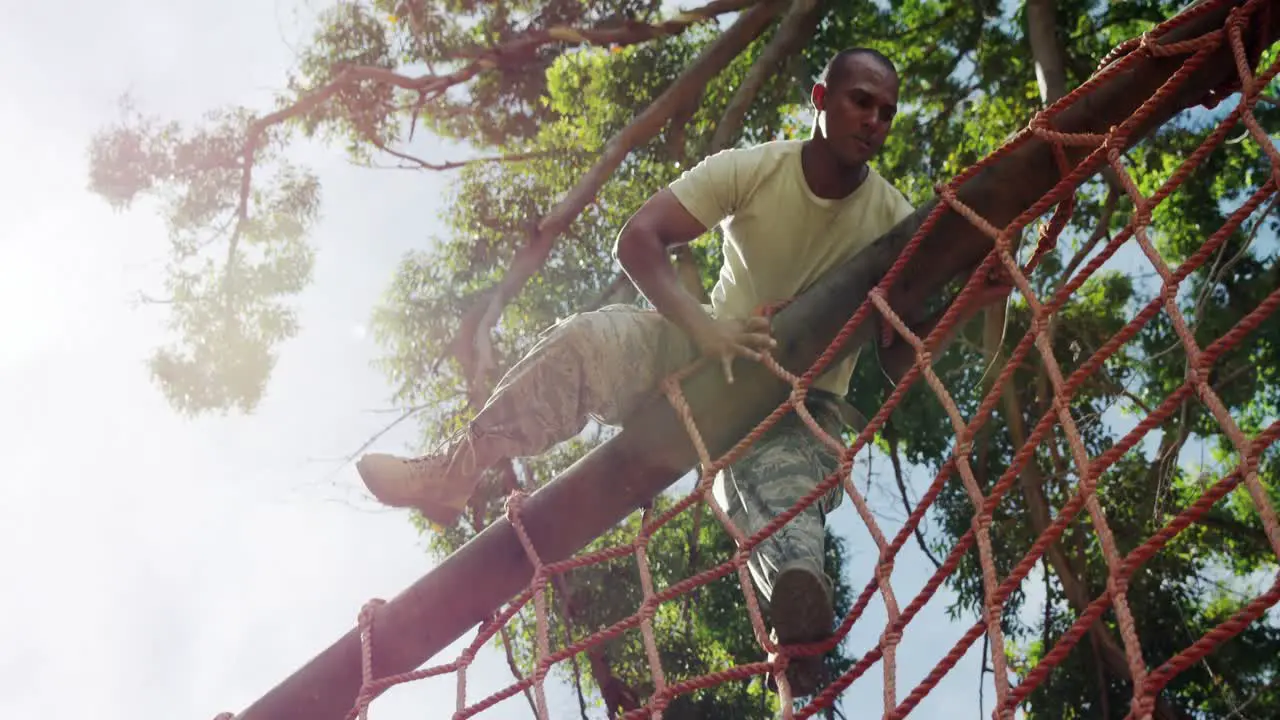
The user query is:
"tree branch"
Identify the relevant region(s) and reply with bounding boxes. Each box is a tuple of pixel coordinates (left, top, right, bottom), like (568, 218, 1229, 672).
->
(663, 97, 701, 164)
(979, 630, 989, 718)
(1059, 184, 1119, 284)
(340, 403, 430, 467)
(448, 0, 787, 390)
(709, 0, 824, 152)
(221, 75, 366, 299)
(586, 644, 641, 718)
(884, 423, 942, 569)
(439, 0, 765, 62)
(1084, 542, 1113, 718)
(553, 574, 642, 720)
(217, 0, 768, 310)
(1193, 510, 1274, 553)
(549, 575, 593, 720)
(498, 624, 540, 717)
(680, 503, 705, 632)
(366, 139, 560, 172)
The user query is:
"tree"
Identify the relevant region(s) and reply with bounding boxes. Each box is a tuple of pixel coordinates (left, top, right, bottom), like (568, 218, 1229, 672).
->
(89, 0, 1280, 717)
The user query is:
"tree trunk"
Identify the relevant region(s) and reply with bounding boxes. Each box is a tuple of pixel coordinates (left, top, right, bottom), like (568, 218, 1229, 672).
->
(1027, 0, 1068, 104)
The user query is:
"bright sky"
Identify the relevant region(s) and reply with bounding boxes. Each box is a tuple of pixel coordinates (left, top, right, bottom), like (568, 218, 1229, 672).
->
(0, 2, 1029, 719)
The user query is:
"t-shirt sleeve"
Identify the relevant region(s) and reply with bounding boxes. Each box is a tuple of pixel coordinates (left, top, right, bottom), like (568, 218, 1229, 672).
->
(667, 148, 743, 230)
(888, 186, 916, 224)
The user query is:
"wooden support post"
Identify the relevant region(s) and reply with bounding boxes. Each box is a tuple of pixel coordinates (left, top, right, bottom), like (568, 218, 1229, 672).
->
(233, 3, 1278, 718)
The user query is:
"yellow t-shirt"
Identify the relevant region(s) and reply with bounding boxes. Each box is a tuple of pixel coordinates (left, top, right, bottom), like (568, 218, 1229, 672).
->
(668, 139, 916, 397)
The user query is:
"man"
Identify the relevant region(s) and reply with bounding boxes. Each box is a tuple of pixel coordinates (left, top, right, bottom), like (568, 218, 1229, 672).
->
(358, 48, 1008, 695)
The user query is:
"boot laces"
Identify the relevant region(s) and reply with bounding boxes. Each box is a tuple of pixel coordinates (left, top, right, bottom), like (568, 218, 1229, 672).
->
(408, 424, 480, 481)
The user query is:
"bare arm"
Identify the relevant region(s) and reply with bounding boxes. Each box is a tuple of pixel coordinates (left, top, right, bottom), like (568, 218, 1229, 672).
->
(614, 188, 720, 342)
(614, 188, 775, 382)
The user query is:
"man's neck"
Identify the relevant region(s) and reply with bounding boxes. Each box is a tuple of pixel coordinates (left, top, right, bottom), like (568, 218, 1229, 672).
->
(800, 139, 869, 200)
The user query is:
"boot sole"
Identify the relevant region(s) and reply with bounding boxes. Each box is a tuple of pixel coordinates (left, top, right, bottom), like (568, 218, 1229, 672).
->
(357, 458, 465, 528)
(771, 564, 834, 644)
(768, 563, 834, 696)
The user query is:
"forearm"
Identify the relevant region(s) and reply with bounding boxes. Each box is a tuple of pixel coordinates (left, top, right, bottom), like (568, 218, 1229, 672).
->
(615, 226, 715, 340)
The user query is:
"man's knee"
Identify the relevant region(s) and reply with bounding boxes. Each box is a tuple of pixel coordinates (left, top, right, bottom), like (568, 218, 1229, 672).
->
(551, 304, 638, 340)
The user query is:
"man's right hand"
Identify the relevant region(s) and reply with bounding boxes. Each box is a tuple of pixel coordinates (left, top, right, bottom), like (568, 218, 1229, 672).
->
(689, 315, 777, 384)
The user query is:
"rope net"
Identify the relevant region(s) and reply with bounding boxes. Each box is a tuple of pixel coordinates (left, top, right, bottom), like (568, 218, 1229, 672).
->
(220, 1, 1280, 718)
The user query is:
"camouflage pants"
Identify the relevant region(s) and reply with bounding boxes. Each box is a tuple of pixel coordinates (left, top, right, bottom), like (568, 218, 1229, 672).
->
(466, 303, 846, 604)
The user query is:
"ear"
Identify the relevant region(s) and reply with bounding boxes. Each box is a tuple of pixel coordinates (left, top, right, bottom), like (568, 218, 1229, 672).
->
(810, 83, 826, 112)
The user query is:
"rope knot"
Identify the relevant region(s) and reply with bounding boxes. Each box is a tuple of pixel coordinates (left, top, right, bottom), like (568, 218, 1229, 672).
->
(1137, 30, 1159, 57)
(789, 387, 809, 407)
(1110, 575, 1131, 597)
(1141, 199, 1162, 228)
(877, 547, 897, 567)
(359, 598, 387, 627)
(1052, 395, 1070, 416)
(1030, 111, 1051, 129)
(638, 598, 658, 623)
(1131, 693, 1156, 719)
(1226, 5, 1246, 33)
(839, 452, 856, 472)
(458, 646, 478, 666)
(504, 490, 528, 519)
(1185, 362, 1204, 387)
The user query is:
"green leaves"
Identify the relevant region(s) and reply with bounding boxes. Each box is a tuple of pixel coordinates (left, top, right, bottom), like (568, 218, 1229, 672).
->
(89, 101, 320, 415)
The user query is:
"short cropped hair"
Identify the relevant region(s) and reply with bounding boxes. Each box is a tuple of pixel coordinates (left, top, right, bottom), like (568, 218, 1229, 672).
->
(818, 48, 898, 90)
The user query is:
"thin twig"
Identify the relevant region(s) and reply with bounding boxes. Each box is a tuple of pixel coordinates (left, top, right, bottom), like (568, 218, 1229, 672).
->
(499, 624, 541, 717)
(368, 139, 558, 171)
(1192, 191, 1278, 323)
(549, 574, 592, 720)
(1059, 185, 1120, 284)
(343, 404, 429, 464)
(978, 628, 990, 719)
(885, 424, 942, 569)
